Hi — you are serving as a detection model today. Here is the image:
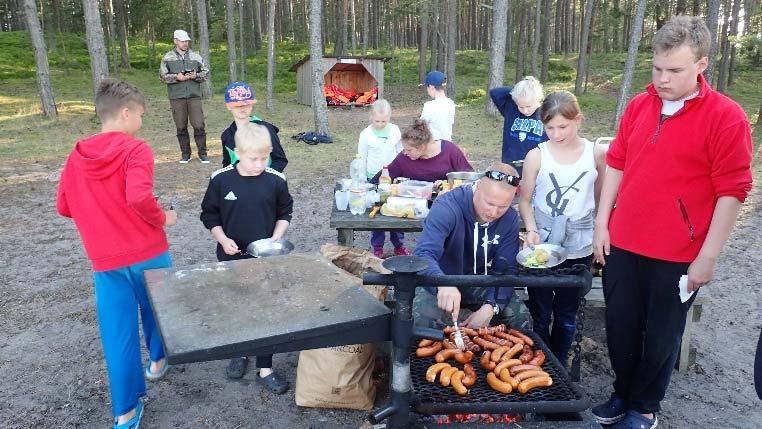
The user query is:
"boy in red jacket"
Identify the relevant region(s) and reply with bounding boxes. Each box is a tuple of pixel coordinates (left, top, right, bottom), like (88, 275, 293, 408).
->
(591, 16, 752, 429)
(56, 79, 177, 429)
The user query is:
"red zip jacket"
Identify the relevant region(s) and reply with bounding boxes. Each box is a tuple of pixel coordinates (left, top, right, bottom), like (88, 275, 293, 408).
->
(56, 131, 168, 271)
(606, 74, 752, 263)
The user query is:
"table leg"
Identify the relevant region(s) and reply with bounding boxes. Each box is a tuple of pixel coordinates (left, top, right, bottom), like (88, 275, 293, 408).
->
(337, 228, 354, 248)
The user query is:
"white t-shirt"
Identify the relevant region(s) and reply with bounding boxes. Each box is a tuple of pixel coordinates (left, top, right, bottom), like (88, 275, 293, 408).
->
(420, 97, 455, 141)
(357, 123, 402, 178)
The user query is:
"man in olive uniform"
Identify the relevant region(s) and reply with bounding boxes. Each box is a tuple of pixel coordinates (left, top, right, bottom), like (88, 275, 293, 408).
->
(160, 29, 210, 163)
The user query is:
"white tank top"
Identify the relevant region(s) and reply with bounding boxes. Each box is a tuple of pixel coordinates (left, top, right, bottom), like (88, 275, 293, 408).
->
(533, 138, 597, 221)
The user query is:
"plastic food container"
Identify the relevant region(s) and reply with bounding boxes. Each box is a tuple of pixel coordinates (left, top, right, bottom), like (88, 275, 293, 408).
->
(391, 180, 434, 199)
(447, 171, 483, 187)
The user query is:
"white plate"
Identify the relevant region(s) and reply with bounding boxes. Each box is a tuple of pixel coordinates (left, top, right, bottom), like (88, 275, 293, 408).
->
(516, 243, 569, 268)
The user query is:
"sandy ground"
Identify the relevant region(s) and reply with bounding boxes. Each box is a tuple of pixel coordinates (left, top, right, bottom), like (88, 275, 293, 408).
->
(0, 104, 760, 428)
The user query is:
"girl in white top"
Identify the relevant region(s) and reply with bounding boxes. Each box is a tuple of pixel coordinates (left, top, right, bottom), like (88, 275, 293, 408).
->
(357, 100, 406, 258)
(357, 99, 402, 180)
(518, 90, 606, 366)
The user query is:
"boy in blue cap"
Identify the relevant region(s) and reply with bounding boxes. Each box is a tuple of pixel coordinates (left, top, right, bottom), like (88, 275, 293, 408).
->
(419, 70, 456, 141)
(221, 82, 288, 171)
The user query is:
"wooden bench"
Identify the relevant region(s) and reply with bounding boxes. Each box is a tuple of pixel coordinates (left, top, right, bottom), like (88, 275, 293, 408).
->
(583, 277, 705, 372)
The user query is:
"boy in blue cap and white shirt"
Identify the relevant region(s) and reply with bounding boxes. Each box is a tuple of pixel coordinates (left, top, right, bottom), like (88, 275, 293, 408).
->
(419, 70, 456, 141)
(221, 82, 288, 171)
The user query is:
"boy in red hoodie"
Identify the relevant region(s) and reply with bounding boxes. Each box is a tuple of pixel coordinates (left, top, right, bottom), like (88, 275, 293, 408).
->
(591, 17, 752, 429)
(56, 79, 177, 429)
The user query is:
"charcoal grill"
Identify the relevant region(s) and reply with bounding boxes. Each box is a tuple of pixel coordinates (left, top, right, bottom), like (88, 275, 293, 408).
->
(363, 256, 592, 428)
(409, 330, 589, 415)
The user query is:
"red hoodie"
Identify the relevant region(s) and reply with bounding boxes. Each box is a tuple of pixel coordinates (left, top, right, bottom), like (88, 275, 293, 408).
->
(56, 131, 168, 271)
(606, 74, 752, 263)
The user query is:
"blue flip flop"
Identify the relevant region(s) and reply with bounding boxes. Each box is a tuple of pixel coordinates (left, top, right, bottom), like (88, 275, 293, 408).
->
(145, 359, 169, 381)
(113, 397, 144, 429)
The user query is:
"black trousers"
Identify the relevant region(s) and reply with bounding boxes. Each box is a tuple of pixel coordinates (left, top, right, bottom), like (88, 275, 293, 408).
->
(602, 246, 696, 414)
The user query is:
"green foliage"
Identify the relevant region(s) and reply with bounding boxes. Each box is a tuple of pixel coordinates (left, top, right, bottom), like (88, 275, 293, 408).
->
(546, 59, 575, 82)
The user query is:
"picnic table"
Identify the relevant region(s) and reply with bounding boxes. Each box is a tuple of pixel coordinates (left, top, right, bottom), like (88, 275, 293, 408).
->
(329, 204, 423, 248)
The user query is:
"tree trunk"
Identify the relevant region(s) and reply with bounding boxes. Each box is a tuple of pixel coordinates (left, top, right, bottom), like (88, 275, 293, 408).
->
(196, 0, 213, 98)
(309, 0, 329, 135)
(239, 0, 246, 81)
(574, 0, 594, 94)
(334, 0, 347, 55)
(252, 0, 262, 51)
(266, 0, 276, 109)
(190, 0, 196, 40)
(614, 0, 647, 129)
(486, 0, 508, 116)
(112, 0, 130, 68)
(516, 6, 528, 82)
(506, 0, 514, 53)
(692, 0, 701, 15)
(718, 0, 741, 91)
(103, 0, 118, 75)
(82, 0, 109, 100)
(716, 0, 731, 89)
(531, 0, 542, 75)
(540, 0, 551, 82)
(350, 0, 356, 54)
(418, 0, 429, 84)
(362, 0, 369, 53)
(431, 0, 439, 70)
(704, 0, 721, 81)
(554, 0, 562, 53)
(226, 0, 237, 83)
(23, 0, 57, 118)
(445, 0, 456, 97)
(675, 0, 687, 13)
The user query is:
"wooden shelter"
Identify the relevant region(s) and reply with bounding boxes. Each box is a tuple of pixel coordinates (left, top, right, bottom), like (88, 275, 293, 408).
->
(290, 56, 390, 106)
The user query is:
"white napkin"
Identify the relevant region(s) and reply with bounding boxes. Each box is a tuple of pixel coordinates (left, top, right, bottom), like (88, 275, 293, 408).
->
(678, 275, 695, 303)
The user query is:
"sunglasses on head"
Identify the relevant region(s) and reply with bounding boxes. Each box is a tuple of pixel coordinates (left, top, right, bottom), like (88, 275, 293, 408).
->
(484, 170, 521, 187)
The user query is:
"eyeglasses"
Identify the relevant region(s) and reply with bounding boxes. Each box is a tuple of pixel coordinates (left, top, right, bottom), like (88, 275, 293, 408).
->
(484, 170, 521, 187)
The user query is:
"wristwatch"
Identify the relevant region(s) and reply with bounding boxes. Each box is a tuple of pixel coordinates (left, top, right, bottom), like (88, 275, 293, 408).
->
(485, 300, 500, 316)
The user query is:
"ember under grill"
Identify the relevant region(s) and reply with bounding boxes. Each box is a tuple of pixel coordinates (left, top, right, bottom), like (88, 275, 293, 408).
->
(409, 331, 589, 415)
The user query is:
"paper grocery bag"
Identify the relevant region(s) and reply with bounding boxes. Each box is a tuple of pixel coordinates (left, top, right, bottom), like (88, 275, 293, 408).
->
(295, 343, 376, 410)
(294, 245, 389, 410)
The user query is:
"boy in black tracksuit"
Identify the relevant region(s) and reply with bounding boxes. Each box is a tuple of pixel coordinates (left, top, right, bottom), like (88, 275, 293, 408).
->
(200, 122, 294, 394)
(220, 81, 288, 171)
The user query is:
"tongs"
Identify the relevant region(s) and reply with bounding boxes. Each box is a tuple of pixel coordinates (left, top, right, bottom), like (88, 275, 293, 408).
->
(452, 314, 465, 351)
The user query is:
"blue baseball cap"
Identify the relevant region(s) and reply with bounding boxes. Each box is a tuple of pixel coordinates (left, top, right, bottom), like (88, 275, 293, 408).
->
(224, 82, 256, 106)
(420, 70, 446, 87)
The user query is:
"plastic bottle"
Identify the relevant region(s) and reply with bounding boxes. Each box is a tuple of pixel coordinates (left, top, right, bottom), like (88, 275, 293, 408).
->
(379, 165, 392, 186)
(349, 154, 366, 188)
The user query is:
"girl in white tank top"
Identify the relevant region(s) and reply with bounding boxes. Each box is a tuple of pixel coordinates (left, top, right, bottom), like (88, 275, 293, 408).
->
(517, 90, 607, 366)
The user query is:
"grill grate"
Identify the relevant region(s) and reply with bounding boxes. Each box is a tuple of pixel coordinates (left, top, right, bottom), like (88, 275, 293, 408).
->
(410, 331, 590, 415)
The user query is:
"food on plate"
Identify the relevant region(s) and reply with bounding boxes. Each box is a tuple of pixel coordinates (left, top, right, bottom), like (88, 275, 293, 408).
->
(486, 371, 513, 394)
(523, 248, 550, 267)
(518, 375, 553, 394)
(426, 363, 451, 382)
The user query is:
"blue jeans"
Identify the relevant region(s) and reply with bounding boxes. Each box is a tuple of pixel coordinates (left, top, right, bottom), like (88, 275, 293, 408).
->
(370, 230, 404, 249)
(526, 255, 591, 366)
(92, 251, 172, 417)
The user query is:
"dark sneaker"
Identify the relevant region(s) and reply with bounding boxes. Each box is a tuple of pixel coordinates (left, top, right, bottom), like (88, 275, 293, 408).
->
(610, 410, 658, 429)
(592, 392, 628, 424)
(179, 156, 191, 164)
(225, 357, 248, 379)
(199, 155, 210, 164)
(256, 371, 289, 394)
